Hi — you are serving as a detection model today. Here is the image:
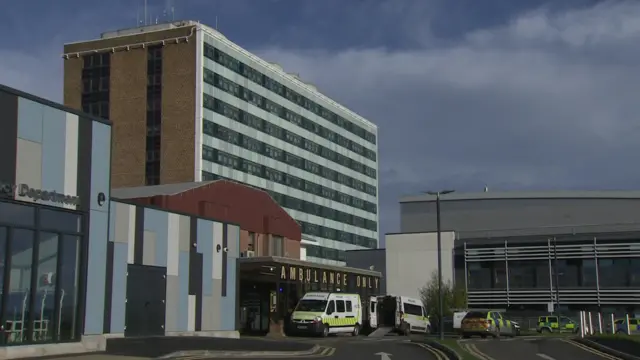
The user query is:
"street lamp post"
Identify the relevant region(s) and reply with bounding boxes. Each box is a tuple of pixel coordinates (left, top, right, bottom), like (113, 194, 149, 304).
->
(426, 189, 455, 341)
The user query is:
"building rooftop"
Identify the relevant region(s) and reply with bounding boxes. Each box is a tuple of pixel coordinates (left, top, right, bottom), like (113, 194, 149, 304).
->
(111, 181, 216, 199)
(399, 190, 640, 203)
(62, 20, 376, 131)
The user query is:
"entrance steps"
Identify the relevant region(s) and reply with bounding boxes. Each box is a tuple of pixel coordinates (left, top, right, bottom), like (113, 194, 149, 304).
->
(368, 326, 394, 337)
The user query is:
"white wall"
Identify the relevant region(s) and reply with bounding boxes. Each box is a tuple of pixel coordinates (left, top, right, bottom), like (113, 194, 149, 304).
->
(300, 246, 307, 261)
(385, 232, 455, 301)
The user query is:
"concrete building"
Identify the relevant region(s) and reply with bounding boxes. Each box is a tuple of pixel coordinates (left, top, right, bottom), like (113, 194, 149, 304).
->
(105, 199, 240, 337)
(345, 249, 388, 295)
(396, 191, 640, 313)
(111, 181, 381, 336)
(0, 84, 241, 358)
(0, 84, 111, 355)
(62, 20, 379, 266)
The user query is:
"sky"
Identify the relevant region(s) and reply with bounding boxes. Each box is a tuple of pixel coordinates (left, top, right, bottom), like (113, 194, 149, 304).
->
(1, 0, 639, 241)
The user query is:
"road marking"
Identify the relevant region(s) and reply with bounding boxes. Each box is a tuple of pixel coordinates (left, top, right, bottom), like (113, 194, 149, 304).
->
(460, 342, 497, 360)
(408, 343, 447, 360)
(560, 339, 622, 360)
(374, 352, 392, 360)
(536, 354, 557, 360)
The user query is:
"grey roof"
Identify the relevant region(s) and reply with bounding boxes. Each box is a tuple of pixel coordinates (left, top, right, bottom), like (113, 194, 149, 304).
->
(0, 83, 111, 126)
(238, 256, 382, 277)
(400, 190, 640, 203)
(111, 181, 216, 199)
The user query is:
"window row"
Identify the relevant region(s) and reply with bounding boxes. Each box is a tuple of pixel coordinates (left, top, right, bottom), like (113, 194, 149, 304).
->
(201, 171, 377, 248)
(83, 53, 110, 69)
(203, 95, 377, 197)
(0, 227, 82, 345)
(304, 243, 347, 262)
(203, 120, 377, 214)
(82, 54, 110, 121)
(466, 258, 640, 290)
(0, 201, 81, 233)
(204, 71, 377, 176)
(202, 146, 377, 232)
(203, 44, 377, 146)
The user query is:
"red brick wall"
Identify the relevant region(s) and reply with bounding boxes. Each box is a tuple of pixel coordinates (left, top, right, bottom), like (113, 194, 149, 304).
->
(123, 181, 301, 258)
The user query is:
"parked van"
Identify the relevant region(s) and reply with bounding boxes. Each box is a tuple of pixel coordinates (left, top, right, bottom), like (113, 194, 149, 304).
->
(290, 292, 362, 337)
(369, 295, 431, 334)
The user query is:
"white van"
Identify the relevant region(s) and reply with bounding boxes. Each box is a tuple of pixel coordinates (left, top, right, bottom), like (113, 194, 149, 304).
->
(369, 295, 431, 334)
(290, 292, 363, 337)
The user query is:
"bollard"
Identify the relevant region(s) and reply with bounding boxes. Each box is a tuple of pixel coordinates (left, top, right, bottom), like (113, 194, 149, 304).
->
(588, 312, 593, 335)
(611, 313, 615, 334)
(580, 311, 585, 338)
(598, 313, 603, 334)
(626, 313, 631, 335)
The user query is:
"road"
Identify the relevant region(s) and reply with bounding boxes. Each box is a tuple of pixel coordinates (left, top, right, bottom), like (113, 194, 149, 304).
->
(164, 336, 443, 360)
(464, 336, 622, 360)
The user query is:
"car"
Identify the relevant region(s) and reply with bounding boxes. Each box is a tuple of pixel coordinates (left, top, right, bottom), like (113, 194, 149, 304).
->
(460, 310, 517, 338)
(511, 320, 521, 336)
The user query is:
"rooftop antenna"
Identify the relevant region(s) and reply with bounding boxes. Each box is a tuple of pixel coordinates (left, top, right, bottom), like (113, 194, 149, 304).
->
(484, 185, 489, 193)
(144, 0, 148, 25)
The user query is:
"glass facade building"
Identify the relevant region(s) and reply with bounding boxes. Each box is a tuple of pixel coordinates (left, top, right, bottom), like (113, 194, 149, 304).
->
(458, 232, 640, 313)
(197, 26, 379, 265)
(0, 84, 112, 346)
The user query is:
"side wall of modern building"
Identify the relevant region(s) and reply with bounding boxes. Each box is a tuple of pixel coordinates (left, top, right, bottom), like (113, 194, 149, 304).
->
(345, 249, 387, 294)
(385, 232, 455, 301)
(400, 197, 640, 236)
(200, 25, 378, 265)
(0, 85, 112, 350)
(104, 200, 239, 336)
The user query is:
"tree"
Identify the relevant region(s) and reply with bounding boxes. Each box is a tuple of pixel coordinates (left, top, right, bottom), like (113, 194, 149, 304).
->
(419, 269, 467, 322)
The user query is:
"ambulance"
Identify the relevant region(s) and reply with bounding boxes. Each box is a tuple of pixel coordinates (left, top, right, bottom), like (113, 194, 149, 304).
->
(368, 295, 431, 335)
(290, 292, 363, 337)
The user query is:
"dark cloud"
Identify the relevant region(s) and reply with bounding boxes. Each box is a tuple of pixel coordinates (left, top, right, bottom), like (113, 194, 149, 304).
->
(254, 1, 640, 237)
(2, 0, 640, 243)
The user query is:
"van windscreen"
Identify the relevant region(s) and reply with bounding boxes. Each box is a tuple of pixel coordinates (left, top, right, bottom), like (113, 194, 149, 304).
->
(295, 300, 328, 312)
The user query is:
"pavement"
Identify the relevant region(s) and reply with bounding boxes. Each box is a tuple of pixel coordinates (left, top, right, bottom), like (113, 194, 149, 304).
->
(461, 336, 625, 360)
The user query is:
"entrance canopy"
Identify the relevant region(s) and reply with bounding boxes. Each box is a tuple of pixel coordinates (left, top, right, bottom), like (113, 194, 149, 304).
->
(239, 256, 382, 294)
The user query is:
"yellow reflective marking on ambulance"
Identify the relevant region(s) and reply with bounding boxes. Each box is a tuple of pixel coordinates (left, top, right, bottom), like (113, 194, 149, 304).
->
(325, 317, 358, 327)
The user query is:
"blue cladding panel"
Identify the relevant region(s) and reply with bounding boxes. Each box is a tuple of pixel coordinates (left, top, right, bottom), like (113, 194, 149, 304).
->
(198, 220, 213, 296)
(144, 208, 168, 267)
(17, 97, 43, 143)
(90, 122, 111, 212)
(177, 251, 190, 331)
(85, 209, 108, 334)
(110, 242, 128, 333)
(40, 106, 66, 193)
(220, 257, 236, 330)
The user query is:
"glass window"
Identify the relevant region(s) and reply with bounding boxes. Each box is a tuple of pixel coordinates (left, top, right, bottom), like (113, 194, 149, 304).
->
(346, 301, 352, 312)
(39, 209, 81, 233)
(0, 202, 35, 227)
(33, 232, 58, 342)
(336, 300, 345, 313)
(599, 259, 629, 288)
(403, 303, 423, 316)
(270, 236, 284, 257)
(326, 300, 335, 313)
(6, 229, 34, 344)
(509, 260, 548, 288)
(581, 259, 598, 287)
(58, 235, 81, 341)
